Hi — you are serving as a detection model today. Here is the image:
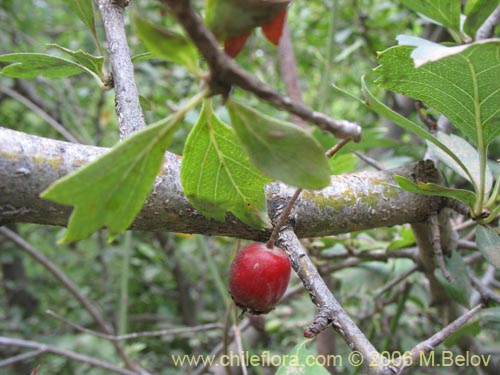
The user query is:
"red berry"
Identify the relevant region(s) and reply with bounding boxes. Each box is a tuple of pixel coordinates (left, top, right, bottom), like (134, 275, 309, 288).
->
(229, 242, 291, 314)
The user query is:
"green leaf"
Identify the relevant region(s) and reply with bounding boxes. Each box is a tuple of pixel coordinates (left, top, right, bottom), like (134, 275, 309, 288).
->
(41, 118, 178, 243)
(362, 76, 472, 179)
(180, 101, 272, 229)
(427, 132, 492, 194)
(387, 226, 416, 250)
(375, 38, 500, 148)
(226, 100, 331, 190)
(276, 340, 331, 375)
(399, 0, 461, 31)
(62, 0, 96, 36)
(394, 175, 477, 207)
(133, 13, 200, 75)
(464, 0, 500, 37)
(475, 225, 500, 270)
(434, 251, 471, 307)
(0, 53, 86, 79)
(48, 44, 104, 80)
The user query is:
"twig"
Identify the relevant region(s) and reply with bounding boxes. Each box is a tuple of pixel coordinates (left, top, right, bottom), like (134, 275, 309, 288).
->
(0, 349, 44, 368)
(429, 214, 453, 282)
(0, 86, 81, 143)
(353, 151, 384, 170)
(0, 337, 139, 375)
(397, 304, 484, 373)
(444, 197, 470, 217)
(277, 23, 308, 128)
(321, 247, 416, 261)
(232, 309, 248, 375)
(469, 273, 500, 305)
(322, 247, 417, 274)
(267, 188, 303, 248)
(374, 264, 419, 299)
(96, 0, 145, 139)
(476, 5, 500, 40)
(415, 100, 437, 132)
(0, 227, 147, 374)
(161, 0, 362, 141)
(277, 228, 389, 375)
(46, 309, 224, 340)
(192, 319, 252, 375)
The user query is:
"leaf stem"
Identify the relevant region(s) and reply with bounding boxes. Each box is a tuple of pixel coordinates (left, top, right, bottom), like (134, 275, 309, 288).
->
(266, 137, 352, 249)
(266, 188, 303, 249)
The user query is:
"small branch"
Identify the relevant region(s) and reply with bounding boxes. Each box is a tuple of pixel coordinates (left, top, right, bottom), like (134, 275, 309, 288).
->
(232, 313, 248, 375)
(397, 304, 483, 373)
(469, 274, 500, 305)
(429, 214, 453, 282)
(96, 0, 145, 139)
(161, 0, 362, 141)
(192, 319, 252, 375)
(321, 247, 417, 274)
(0, 349, 44, 368)
(444, 197, 470, 217)
(0, 337, 140, 375)
(277, 23, 308, 128)
(374, 264, 419, 299)
(46, 309, 224, 341)
(415, 100, 437, 132)
(476, 5, 500, 40)
(277, 228, 390, 375)
(0, 86, 81, 143)
(353, 151, 384, 170)
(267, 188, 303, 248)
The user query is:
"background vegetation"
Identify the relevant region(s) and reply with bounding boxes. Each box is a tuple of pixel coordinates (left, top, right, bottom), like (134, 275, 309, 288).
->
(0, 0, 499, 374)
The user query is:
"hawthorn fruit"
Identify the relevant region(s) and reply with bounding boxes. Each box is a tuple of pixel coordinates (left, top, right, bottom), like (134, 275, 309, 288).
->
(229, 242, 291, 314)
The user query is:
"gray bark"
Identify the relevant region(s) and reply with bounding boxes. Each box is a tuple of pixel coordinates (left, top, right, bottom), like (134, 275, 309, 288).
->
(0, 127, 441, 240)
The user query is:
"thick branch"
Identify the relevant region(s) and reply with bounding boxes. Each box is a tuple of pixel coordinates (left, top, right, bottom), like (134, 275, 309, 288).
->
(96, 0, 145, 139)
(0, 127, 441, 239)
(161, 0, 361, 141)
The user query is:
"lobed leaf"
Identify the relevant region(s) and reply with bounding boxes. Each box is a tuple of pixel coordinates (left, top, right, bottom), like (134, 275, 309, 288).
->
(226, 100, 331, 190)
(42, 118, 177, 242)
(48, 44, 104, 80)
(180, 102, 272, 229)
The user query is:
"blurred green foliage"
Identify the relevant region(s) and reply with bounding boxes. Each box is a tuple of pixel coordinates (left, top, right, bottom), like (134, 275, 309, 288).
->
(1, 1, 499, 374)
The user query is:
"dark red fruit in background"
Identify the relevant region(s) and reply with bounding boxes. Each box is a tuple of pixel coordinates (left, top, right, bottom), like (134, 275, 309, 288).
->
(229, 242, 291, 314)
